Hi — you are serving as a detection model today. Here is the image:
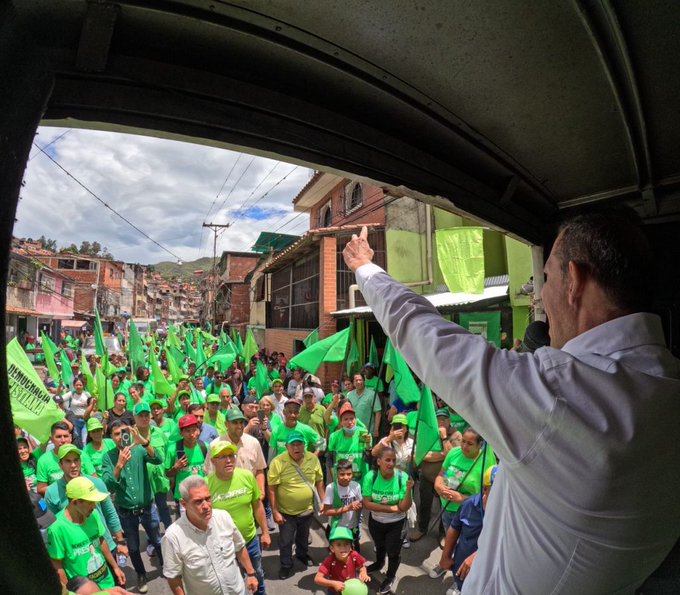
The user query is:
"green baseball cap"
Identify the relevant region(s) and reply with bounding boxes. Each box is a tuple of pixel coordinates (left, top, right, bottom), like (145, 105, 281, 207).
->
(391, 414, 408, 425)
(328, 526, 354, 543)
(435, 408, 450, 417)
(134, 402, 151, 415)
(66, 476, 108, 502)
(58, 444, 82, 460)
(271, 378, 283, 386)
(149, 398, 165, 408)
(226, 409, 246, 422)
(286, 431, 305, 444)
(86, 418, 104, 432)
(206, 394, 221, 404)
(178, 390, 192, 399)
(210, 441, 239, 458)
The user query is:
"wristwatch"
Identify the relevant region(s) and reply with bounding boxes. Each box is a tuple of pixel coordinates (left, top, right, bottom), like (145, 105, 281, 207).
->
(247, 572, 257, 577)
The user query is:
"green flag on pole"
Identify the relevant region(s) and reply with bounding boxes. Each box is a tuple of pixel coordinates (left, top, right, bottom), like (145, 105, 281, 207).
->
(184, 334, 197, 365)
(165, 347, 182, 383)
(435, 227, 485, 294)
(414, 385, 442, 465)
(128, 319, 146, 373)
(41, 332, 60, 384)
(95, 362, 113, 411)
(254, 359, 270, 398)
(202, 342, 238, 374)
(303, 328, 320, 348)
(81, 352, 97, 396)
(59, 349, 73, 387)
(289, 327, 351, 374)
(346, 338, 359, 378)
(168, 345, 186, 370)
(195, 333, 207, 369)
(94, 308, 107, 357)
(235, 332, 244, 358)
(368, 336, 379, 369)
(383, 340, 420, 404)
(6, 338, 65, 443)
(150, 349, 176, 397)
(243, 327, 259, 364)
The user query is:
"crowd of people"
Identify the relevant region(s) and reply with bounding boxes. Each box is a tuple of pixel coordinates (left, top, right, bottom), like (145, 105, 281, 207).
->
(18, 331, 497, 595)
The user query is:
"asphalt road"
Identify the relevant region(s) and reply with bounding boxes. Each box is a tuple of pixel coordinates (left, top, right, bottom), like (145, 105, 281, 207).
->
(123, 515, 454, 595)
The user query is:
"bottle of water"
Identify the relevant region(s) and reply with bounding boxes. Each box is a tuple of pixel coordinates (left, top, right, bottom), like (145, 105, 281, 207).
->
(118, 553, 127, 567)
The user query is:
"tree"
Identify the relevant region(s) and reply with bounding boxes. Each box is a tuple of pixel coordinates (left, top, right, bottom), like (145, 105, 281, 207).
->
(37, 236, 58, 251)
(91, 241, 101, 255)
(79, 240, 91, 255)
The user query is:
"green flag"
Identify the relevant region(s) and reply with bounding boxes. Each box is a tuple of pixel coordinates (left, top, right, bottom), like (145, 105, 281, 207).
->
(94, 308, 107, 357)
(435, 227, 485, 294)
(415, 385, 442, 465)
(81, 352, 97, 396)
(383, 340, 420, 404)
(243, 327, 259, 364)
(165, 347, 182, 383)
(168, 345, 186, 370)
(235, 332, 244, 357)
(368, 336, 379, 369)
(184, 334, 197, 365)
(202, 342, 238, 374)
(128, 319, 146, 374)
(254, 359, 270, 398)
(201, 329, 218, 344)
(195, 333, 207, 369)
(150, 349, 176, 397)
(6, 338, 65, 443)
(346, 338, 359, 378)
(59, 349, 73, 387)
(95, 362, 113, 411)
(289, 327, 351, 374)
(303, 328, 320, 348)
(41, 332, 60, 384)
(167, 325, 182, 349)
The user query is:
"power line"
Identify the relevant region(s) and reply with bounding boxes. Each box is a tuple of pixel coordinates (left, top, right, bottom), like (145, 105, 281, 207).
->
(228, 161, 281, 222)
(213, 155, 257, 221)
(33, 142, 184, 263)
(29, 130, 71, 161)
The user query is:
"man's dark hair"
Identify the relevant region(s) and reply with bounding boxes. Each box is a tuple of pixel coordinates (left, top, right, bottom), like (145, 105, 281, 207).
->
(51, 421, 70, 435)
(65, 576, 94, 592)
(187, 403, 203, 414)
(336, 459, 353, 472)
(463, 427, 484, 444)
(108, 419, 127, 432)
(557, 209, 654, 312)
(135, 366, 146, 380)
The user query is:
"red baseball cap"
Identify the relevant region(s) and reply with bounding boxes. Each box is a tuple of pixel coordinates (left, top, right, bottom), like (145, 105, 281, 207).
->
(178, 414, 199, 429)
(339, 402, 355, 418)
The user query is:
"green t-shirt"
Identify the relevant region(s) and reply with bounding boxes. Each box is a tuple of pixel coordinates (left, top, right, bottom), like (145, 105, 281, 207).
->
(207, 468, 261, 542)
(449, 414, 469, 434)
(439, 446, 497, 513)
(269, 422, 320, 456)
(47, 509, 114, 589)
(164, 441, 207, 499)
(83, 440, 117, 476)
(327, 428, 371, 480)
(154, 416, 179, 443)
(364, 376, 384, 394)
(22, 461, 37, 488)
(204, 410, 227, 435)
(322, 393, 335, 407)
(147, 426, 170, 495)
(362, 469, 408, 523)
(37, 450, 97, 485)
(298, 404, 328, 440)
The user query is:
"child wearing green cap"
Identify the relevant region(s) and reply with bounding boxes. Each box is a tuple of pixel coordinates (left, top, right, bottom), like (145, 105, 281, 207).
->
(315, 526, 369, 594)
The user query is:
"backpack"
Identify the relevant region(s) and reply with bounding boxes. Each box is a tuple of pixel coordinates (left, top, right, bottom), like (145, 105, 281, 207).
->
(175, 439, 207, 460)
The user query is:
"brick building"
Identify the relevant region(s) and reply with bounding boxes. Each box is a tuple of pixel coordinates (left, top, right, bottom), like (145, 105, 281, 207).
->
(214, 251, 261, 335)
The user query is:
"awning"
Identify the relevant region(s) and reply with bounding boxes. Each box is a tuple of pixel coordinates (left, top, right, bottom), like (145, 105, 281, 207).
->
(332, 284, 509, 319)
(60, 320, 89, 328)
(5, 307, 40, 317)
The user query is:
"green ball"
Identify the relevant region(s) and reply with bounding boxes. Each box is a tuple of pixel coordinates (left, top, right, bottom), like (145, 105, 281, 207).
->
(343, 579, 368, 595)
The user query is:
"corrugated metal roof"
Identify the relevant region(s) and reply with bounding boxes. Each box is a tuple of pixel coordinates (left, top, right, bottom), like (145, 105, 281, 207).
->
(332, 284, 509, 318)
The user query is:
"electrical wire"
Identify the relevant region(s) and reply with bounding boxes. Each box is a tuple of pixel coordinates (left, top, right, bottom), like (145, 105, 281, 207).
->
(29, 130, 71, 161)
(32, 142, 184, 262)
(228, 161, 281, 220)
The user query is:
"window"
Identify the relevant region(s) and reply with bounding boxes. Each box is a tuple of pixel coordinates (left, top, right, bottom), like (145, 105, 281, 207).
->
(269, 252, 319, 329)
(38, 273, 55, 293)
(57, 259, 75, 269)
(319, 201, 332, 228)
(346, 183, 363, 213)
(336, 229, 386, 310)
(76, 259, 95, 270)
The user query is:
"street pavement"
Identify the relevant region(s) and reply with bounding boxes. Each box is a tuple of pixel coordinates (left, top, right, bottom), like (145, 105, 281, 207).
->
(123, 515, 454, 595)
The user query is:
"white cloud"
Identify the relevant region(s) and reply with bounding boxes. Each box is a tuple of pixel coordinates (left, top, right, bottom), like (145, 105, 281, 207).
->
(16, 127, 313, 264)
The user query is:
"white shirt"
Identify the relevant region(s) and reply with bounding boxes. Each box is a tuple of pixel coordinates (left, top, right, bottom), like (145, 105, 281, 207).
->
(204, 432, 267, 476)
(323, 480, 362, 529)
(162, 508, 246, 595)
(63, 390, 90, 417)
(357, 263, 680, 594)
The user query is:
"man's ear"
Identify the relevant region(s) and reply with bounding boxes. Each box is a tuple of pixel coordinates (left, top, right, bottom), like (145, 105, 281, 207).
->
(566, 261, 587, 306)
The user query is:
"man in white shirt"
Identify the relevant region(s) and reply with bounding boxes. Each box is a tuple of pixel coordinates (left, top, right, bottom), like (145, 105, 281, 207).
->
(162, 475, 259, 595)
(343, 212, 680, 594)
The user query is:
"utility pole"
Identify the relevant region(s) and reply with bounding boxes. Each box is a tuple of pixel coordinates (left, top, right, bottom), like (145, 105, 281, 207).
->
(202, 222, 231, 331)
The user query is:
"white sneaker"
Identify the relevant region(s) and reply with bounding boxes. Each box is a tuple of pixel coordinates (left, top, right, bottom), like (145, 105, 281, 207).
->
(146, 544, 155, 557)
(429, 564, 446, 578)
(445, 588, 461, 595)
(402, 537, 411, 549)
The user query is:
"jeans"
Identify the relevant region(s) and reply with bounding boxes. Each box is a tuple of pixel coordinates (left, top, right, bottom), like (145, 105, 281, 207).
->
(368, 515, 406, 580)
(154, 491, 173, 531)
(246, 535, 266, 595)
(118, 504, 163, 576)
(73, 417, 86, 449)
(279, 513, 313, 569)
(417, 476, 436, 533)
(442, 510, 455, 535)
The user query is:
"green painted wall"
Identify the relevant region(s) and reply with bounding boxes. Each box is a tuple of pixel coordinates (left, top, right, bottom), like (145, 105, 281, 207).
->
(505, 236, 534, 342)
(385, 229, 428, 293)
(512, 305, 531, 344)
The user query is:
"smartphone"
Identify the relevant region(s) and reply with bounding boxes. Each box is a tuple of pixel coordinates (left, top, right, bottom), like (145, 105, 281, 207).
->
(120, 429, 133, 448)
(176, 448, 185, 462)
(257, 410, 265, 423)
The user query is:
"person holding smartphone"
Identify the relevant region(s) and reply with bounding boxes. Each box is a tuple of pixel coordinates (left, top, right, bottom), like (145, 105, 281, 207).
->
(101, 420, 163, 593)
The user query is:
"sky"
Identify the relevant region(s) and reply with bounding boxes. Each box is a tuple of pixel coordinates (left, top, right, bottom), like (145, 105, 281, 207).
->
(15, 126, 314, 265)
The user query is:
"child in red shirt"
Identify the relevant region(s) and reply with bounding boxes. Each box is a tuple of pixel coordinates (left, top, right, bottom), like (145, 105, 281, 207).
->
(315, 527, 370, 594)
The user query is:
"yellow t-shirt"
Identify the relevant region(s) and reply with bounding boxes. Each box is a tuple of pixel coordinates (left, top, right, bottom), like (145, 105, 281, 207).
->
(267, 451, 323, 516)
